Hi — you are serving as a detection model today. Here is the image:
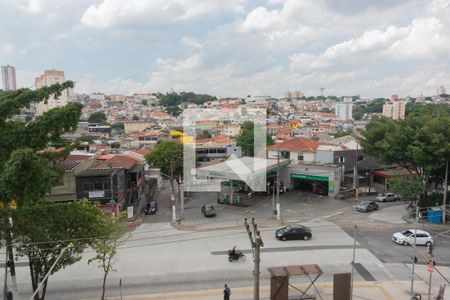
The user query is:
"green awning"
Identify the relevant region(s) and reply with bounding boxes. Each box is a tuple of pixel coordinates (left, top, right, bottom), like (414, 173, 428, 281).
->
(291, 173, 329, 182)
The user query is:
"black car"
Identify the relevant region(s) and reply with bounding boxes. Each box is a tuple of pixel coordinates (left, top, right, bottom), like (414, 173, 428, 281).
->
(355, 201, 379, 213)
(276, 225, 312, 241)
(144, 201, 158, 215)
(201, 204, 216, 217)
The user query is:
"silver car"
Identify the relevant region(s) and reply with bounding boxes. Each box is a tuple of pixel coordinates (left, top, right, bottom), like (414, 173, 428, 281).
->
(376, 192, 401, 202)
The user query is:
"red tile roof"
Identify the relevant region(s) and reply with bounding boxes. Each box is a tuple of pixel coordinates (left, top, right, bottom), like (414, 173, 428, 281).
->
(267, 137, 320, 153)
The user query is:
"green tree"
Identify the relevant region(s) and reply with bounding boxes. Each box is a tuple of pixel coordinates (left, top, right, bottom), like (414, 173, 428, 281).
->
(88, 111, 107, 124)
(0, 82, 101, 299)
(13, 201, 107, 300)
(145, 141, 183, 206)
(361, 104, 450, 198)
(198, 130, 212, 139)
(166, 105, 182, 117)
(110, 142, 121, 149)
(236, 121, 274, 156)
(89, 217, 127, 300)
(387, 176, 424, 203)
(111, 122, 124, 132)
(2, 148, 60, 206)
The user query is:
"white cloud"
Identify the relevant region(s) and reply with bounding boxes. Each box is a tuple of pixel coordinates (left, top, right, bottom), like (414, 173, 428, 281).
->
(181, 36, 203, 50)
(81, 0, 245, 29)
(385, 17, 450, 59)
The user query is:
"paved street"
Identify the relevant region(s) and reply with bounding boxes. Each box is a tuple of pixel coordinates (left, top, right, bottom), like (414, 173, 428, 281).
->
(3, 189, 450, 300)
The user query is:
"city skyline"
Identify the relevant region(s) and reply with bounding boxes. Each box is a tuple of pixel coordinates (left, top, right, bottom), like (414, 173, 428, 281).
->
(1, 0, 450, 98)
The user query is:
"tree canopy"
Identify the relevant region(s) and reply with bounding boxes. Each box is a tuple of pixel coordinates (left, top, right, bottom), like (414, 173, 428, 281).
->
(353, 99, 386, 120)
(236, 121, 274, 156)
(361, 104, 450, 182)
(145, 140, 183, 183)
(158, 91, 217, 107)
(0, 82, 109, 300)
(13, 201, 107, 300)
(88, 111, 107, 124)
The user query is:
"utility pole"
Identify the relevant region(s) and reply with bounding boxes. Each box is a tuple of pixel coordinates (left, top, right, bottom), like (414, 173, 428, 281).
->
(3, 203, 18, 299)
(443, 160, 448, 224)
(169, 160, 177, 223)
(245, 218, 264, 300)
(427, 243, 434, 300)
(354, 144, 359, 201)
(3, 241, 8, 300)
(180, 182, 184, 220)
(411, 206, 419, 294)
(276, 149, 280, 219)
(350, 225, 357, 300)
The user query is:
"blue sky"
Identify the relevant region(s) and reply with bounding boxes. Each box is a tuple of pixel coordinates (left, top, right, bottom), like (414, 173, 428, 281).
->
(1, 0, 449, 98)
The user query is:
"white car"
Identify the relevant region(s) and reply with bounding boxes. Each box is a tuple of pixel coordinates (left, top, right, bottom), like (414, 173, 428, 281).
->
(376, 192, 401, 202)
(392, 229, 433, 246)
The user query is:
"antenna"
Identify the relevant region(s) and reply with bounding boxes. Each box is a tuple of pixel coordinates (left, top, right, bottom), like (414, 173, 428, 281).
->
(320, 87, 325, 97)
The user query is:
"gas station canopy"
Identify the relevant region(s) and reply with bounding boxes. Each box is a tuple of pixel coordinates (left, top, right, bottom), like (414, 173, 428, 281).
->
(195, 156, 290, 183)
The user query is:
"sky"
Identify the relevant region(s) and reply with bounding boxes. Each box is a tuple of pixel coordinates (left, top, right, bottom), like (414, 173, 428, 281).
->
(1, 0, 450, 98)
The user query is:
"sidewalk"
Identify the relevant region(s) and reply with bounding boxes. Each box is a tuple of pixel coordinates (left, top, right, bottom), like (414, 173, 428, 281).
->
(95, 281, 431, 300)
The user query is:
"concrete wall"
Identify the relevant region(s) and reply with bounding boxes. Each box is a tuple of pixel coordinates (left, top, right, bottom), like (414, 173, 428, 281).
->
(124, 121, 151, 133)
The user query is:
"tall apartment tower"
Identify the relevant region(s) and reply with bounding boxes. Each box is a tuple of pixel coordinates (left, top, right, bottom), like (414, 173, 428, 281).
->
(382, 95, 406, 120)
(35, 69, 72, 116)
(335, 96, 353, 120)
(1, 65, 17, 91)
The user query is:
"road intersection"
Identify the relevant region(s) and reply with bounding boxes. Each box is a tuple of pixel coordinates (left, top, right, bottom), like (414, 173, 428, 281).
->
(5, 189, 450, 299)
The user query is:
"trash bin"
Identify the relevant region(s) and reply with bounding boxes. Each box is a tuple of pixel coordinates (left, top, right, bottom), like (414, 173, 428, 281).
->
(427, 208, 442, 224)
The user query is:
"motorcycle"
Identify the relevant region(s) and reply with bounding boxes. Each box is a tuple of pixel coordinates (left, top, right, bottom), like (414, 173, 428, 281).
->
(228, 249, 246, 262)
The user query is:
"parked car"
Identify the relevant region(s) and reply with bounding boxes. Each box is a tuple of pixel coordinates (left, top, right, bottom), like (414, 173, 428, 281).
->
(376, 192, 401, 202)
(275, 225, 312, 241)
(144, 201, 158, 215)
(392, 229, 433, 246)
(201, 204, 216, 217)
(316, 186, 328, 195)
(355, 201, 379, 213)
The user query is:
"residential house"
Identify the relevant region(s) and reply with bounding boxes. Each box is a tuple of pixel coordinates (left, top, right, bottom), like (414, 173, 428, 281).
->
(47, 156, 94, 202)
(218, 124, 241, 137)
(76, 154, 146, 216)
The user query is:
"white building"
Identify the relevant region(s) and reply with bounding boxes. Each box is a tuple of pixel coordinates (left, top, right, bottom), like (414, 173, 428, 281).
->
(35, 70, 72, 116)
(1, 65, 16, 91)
(335, 97, 353, 120)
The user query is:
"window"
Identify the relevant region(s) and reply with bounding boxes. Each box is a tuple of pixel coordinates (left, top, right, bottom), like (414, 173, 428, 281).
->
(297, 155, 304, 161)
(358, 156, 364, 161)
(94, 182, 103, 190)
(338, 157, 345, 163)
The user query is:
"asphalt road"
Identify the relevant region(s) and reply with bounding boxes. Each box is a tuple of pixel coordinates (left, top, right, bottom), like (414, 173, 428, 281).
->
(4, 190, 450, 300)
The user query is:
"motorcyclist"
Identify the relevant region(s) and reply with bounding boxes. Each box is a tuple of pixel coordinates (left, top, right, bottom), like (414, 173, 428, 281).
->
(229, 246, 239, 259)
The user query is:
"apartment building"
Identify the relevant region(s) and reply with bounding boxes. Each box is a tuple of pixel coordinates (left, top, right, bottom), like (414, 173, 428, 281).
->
(1, 65, 16, 91)
(35, 69, 72, 116)
(335, 97, 353, 121)
(382, 98, 406, 120)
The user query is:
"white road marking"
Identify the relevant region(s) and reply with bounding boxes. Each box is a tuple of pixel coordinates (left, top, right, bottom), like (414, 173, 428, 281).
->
(322, 211, 344, 219)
